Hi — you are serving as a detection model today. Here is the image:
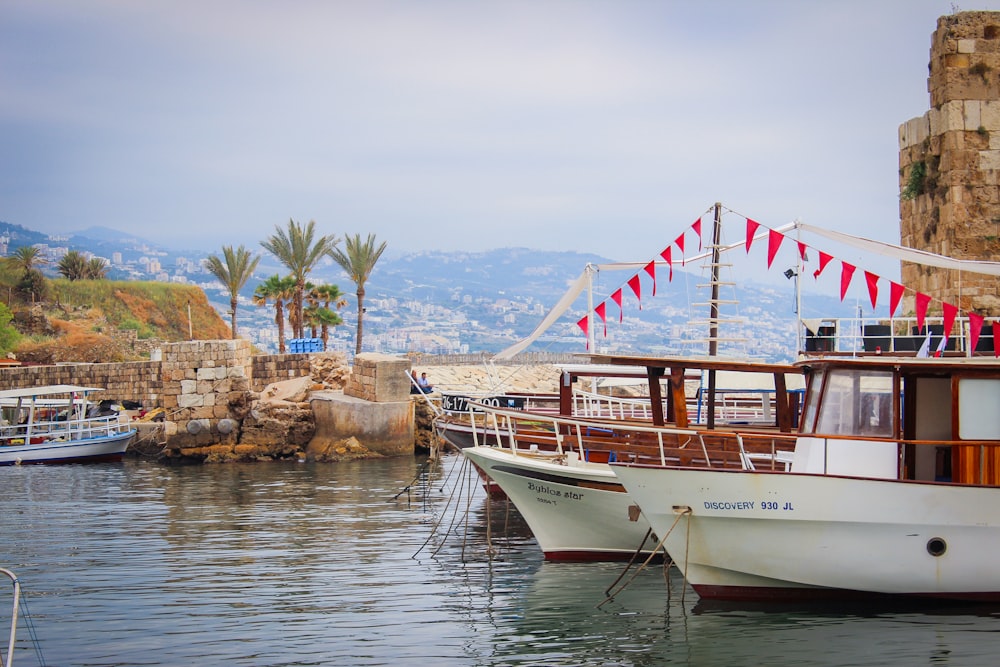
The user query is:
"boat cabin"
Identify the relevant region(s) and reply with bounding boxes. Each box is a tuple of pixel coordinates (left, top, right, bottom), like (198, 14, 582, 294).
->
(795, 357, 1000, 484)
(585, 354, 804, 432)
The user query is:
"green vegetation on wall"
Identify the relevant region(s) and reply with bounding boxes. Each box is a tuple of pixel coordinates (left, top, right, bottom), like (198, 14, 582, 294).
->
(901, 160, 928, 200)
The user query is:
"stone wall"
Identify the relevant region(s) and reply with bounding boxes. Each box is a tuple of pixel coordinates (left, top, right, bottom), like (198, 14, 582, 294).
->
(0, 342, 339, 458)
(159, 340, 253, 447)
(344, 353, 410, 402)
(899, 11, 1000, 315)
(0, 360, 161, 406)
(251, 353, 313, 391)
(0, 346, 315, 413)
(406, 351, 582, 366)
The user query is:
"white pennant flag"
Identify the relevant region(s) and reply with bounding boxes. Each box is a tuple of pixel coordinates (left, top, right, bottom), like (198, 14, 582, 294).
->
(917, 328, 932, 358)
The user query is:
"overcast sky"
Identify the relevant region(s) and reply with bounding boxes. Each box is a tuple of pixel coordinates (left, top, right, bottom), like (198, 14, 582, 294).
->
(2, 0, 997, 281)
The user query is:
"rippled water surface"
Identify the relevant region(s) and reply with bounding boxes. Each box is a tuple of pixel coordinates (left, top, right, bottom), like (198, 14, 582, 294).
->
(3, 455, 1000, 666)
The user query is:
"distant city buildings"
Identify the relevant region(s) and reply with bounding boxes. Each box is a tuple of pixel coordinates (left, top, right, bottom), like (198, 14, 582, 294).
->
(0, 231, 818, 361)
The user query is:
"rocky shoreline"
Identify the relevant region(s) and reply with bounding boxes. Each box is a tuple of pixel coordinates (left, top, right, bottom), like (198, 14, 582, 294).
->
(145, 361, 566, 464)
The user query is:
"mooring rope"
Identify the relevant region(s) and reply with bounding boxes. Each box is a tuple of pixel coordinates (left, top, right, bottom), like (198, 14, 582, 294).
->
(413, 455, 468, 558)
(19, 591, 46, 667)
(603, 527, 654, 598)
(391, 457, 434, 503)
(598, 506, 691, 608)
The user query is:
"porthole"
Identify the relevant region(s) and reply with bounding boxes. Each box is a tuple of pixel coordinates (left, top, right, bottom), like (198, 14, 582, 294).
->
(927, 537, 947, 557)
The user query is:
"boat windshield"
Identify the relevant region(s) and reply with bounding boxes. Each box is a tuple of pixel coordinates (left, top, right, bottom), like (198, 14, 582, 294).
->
(800, 367, 894, 437)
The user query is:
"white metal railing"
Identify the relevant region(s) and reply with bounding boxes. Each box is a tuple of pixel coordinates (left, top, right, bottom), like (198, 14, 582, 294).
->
(466, 399, 711, 467)
(0, 412, 131, 445)
(1, 568, 18, 667)
(572, 389, 663, 420)
(803, 315, 995, 355)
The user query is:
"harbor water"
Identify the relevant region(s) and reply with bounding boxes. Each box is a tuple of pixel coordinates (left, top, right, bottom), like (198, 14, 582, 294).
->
(3, 454, 1000, 666)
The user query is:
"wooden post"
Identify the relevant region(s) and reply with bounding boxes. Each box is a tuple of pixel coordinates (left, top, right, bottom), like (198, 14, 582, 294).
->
(648, 367, 665, 426)
(559, 370, 573, 416)
(670, 366, 688, 429)
(774, 372, 791, 432)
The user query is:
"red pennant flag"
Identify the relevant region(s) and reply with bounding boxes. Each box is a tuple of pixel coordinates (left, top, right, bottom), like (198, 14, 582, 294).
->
(969, 312, 984, 354)
(942, 302, 958, 339)
(813, 251, 833, 279)
(644, 261, 656, 296)
(595, 302, 608, 337)
(766, 229, 784, 269)
(611, 288, 624, 322)
(797, 241, 808, 261)
(675, 233, 685, 265)
(863, 271, 879, 310)
(745, 218, 761, 253)
(915, 292, 931, 331)
(692, 217, 703, 251)
(660, 246, 673, 282)
(889, 281, 905, 318)
(577, 315, 589, 349)
(994, 321, 1000, 358)
(839, 262, 856, 301)
(627, 274, 642, 310)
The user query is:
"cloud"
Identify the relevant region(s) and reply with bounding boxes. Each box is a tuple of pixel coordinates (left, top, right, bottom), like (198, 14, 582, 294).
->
(0, 0, 991, 284)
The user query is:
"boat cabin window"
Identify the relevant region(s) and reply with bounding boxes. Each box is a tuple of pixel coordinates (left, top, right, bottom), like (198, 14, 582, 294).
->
(801, 367, 894, 437)
(958, 378, 1000, 440)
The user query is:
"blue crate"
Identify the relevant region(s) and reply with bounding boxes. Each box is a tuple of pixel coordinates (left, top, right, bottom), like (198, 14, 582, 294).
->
(287, 338, 323, 353)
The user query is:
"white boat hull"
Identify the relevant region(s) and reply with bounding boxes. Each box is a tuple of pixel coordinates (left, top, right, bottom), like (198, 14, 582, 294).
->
(612, 464, 1000, 601)
(462, 446, 661, 561)
(0, 431, 135, 465)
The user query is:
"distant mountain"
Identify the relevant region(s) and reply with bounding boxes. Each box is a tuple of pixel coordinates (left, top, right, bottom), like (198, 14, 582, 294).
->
(0, 220, 49, 247)
(372, 247, 613, 304)
(71, 226, 149, 244)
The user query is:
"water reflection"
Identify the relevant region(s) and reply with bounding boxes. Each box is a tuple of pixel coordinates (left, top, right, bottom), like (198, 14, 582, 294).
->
(2, 456, 1000, 666)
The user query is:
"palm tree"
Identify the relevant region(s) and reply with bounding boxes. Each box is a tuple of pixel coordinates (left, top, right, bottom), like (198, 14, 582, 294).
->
(253, 274, 295, 353)
(305, 283, 347, 347)
(8, 246, 45, 275)
(85, 257, 108, 280)
(306, 307, 343, 350)
(260, 219, 339, 340)
(205, 245, 261, 339)
(329, 233, 387, 355)
(8, 246, 48, 302)
(57, 250, 89, 281)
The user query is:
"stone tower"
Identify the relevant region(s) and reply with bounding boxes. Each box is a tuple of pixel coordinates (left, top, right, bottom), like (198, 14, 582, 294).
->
(899, 11, 1000, 315)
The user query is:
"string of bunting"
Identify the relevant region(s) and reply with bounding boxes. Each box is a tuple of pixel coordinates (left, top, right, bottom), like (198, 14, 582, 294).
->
(576, 211, 998, 356)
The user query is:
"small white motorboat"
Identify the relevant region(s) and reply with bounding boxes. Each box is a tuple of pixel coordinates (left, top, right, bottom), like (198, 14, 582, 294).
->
(0, 385, 136, 465)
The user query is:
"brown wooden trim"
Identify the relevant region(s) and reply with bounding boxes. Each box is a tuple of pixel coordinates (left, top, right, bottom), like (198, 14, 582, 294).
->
(670, 366, 688, 429)
(773, 372, 791, 432)
(647, 366, 665, 426)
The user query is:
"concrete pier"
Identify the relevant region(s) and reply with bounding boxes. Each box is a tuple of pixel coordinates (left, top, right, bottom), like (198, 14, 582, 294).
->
(307, 352, 415, 457)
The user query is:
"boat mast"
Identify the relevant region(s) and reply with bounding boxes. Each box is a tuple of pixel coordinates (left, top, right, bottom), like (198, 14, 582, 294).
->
(586, 264, 596, 353)
(706, 202, 722, 428)
(708, 202, 722, 358)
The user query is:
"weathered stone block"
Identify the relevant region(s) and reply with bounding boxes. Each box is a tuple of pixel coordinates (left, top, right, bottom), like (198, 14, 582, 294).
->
(177, 394, 204, 408)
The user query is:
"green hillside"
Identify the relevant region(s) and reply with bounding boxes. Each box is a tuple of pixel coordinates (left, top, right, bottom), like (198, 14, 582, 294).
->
(1, 278, 229, 363)
(48, 280, 230, 341)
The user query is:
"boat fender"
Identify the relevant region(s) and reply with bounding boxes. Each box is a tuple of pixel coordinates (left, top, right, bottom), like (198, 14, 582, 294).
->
(187, 420, 203, 435)
(217, 419, 236, 435)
